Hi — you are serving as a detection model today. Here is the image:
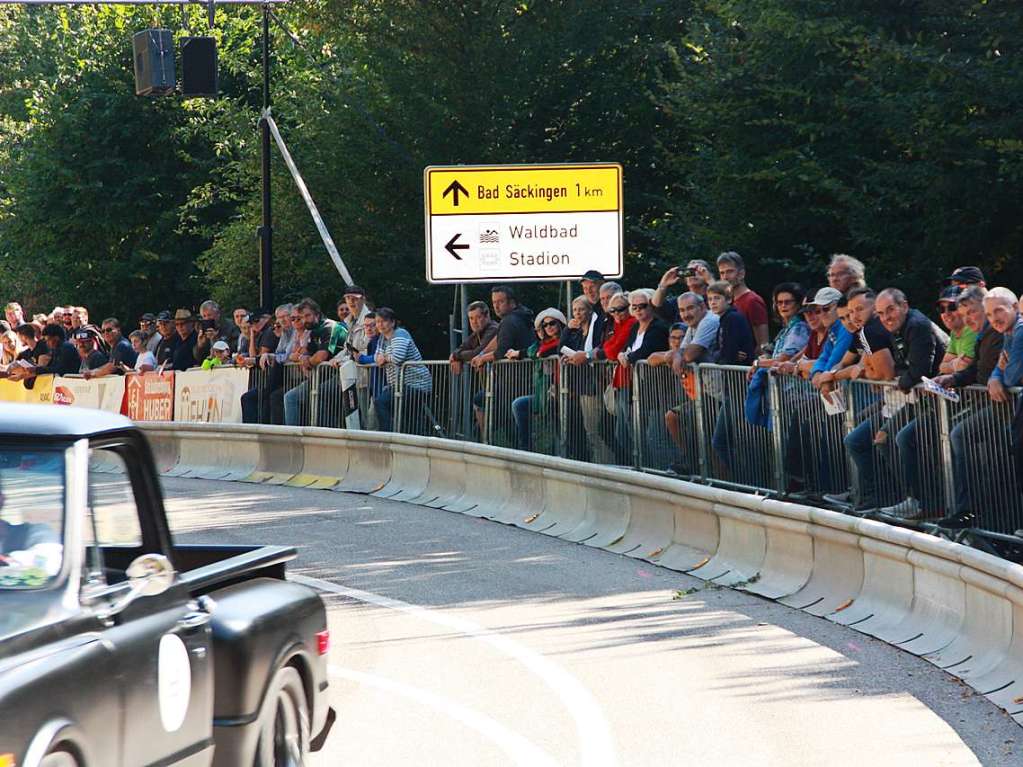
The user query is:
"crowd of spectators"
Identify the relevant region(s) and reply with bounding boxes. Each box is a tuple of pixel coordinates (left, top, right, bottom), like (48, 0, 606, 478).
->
(4, 252, 1022, 528)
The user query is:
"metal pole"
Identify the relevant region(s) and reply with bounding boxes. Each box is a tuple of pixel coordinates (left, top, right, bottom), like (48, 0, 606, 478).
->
(258, 3, 273, 309)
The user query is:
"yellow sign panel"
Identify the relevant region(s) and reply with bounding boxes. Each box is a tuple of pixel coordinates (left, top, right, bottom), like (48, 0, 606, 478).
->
(0, 375, 54, 404)
(426, 163, 621, 215)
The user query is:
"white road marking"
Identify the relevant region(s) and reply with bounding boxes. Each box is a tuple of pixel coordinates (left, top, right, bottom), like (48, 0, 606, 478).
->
(329, 665, 560, 767)
(291, 573, 619, 767)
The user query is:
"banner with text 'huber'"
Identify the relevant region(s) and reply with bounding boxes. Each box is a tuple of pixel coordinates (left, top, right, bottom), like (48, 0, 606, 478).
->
(424, 163, 622, 284)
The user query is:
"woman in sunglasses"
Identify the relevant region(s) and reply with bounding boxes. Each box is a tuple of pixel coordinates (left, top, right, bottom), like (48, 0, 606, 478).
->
(507, 308, 566, 451)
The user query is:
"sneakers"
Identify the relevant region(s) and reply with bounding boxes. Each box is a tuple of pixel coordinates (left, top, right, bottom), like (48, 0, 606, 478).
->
(880, 497, 924, 520)
(822, 491, 852, 506)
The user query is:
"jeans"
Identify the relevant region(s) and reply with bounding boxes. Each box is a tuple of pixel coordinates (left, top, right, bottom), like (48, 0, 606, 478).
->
(614, 388, 632, 465)
(895, 418, 919, 498)
(284, 380, 309, 426)
(951, 405, 1002, 515)
(845, 418, 877, 505)
(375, 385, 430, 434)
(580, 394, 614, 464)
(512, 395, 532, 451)
(711, 398, 734, 472)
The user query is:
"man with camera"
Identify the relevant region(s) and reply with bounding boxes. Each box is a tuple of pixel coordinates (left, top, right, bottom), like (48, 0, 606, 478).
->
(652, 260, 714, 324)
(192, 299, 239, 364)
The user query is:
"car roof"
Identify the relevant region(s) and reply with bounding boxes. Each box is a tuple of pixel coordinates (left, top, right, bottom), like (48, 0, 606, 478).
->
(0, 403, 135, 439)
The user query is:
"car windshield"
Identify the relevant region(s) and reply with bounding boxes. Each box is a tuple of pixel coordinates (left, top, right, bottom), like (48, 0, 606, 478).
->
(0, 448, 64, 589)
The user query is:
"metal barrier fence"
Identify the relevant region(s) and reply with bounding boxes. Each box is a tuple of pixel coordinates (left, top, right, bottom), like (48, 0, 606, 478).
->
(236, 358, 1023, 551)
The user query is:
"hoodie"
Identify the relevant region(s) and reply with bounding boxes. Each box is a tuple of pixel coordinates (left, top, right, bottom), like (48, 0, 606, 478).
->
(494, 305, 535, 359)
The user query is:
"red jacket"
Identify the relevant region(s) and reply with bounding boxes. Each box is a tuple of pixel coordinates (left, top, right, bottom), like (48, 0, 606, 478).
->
(599, 316, 637, 388)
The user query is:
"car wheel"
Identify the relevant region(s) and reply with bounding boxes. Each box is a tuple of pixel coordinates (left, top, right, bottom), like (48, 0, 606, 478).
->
(253, 665, 310, 767)
(40, 752, 79, 767)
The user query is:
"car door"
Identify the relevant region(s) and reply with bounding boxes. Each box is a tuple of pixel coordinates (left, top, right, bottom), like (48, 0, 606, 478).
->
(82, 442, 214, 767)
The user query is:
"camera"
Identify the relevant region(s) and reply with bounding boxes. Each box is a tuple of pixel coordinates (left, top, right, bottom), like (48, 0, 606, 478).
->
(200, 319, 217, 331)
(678, 267, 696, 278)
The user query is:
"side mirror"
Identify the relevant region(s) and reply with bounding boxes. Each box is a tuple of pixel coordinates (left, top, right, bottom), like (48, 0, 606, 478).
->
(126, 552, 175, 597)
(94, 553, 175, 621)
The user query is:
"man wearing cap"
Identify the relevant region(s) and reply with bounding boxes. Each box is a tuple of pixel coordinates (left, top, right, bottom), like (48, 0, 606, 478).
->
(342, 285, 373, 357)
(808, 287, 851, 392)
(580, 270, 605, 316)
(171, 309, 199, 371)
(73, 330, 108, 375)
(936, 286, 976, 375)
(138, 313, 161, 354)
(154, 311, 177, 368)
(947, 266, 986, 290)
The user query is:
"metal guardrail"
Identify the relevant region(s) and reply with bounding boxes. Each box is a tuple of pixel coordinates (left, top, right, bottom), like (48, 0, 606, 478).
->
(239, 359, 1023, 556)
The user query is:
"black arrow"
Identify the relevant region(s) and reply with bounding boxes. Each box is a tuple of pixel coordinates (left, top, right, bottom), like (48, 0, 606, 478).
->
(445, 233, 470, 260)
(442, 179, 470, 207)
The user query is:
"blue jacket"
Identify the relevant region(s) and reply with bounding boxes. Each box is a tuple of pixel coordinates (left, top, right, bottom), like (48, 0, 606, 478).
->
(810, 323, 853, 376)
(992, 314, 1023, 388)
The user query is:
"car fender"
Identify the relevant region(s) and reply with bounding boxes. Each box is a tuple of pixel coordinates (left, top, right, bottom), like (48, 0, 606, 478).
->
(24, 718, 92, 767)
(206, 577, 327, 724)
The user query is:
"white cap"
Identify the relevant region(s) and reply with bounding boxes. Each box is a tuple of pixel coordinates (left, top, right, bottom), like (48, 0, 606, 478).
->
(533, 308, 568, 329)
(212, 340, 230, 352)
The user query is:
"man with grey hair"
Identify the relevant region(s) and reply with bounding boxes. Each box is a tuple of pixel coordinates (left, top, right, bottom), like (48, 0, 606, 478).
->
(826, 254, 866, 293)
(194, 298, 240, 362)
(716, 251, 769, 347)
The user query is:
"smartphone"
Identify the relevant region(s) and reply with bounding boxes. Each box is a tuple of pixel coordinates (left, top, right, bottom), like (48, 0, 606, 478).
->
(678, 267, 696, 278)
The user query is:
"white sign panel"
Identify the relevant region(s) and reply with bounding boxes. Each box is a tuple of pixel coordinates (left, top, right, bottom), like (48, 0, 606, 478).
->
(173, 367, 249, 423)
(424, 163, 623, 284)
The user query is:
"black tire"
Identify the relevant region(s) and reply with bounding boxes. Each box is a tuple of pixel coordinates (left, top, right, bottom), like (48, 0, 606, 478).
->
(253, 665, 310, 767)
(40, 752, 79, 767)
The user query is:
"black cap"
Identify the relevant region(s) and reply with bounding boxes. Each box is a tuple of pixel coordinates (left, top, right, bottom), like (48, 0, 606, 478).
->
(581, 270, 604, 282)
(946, 266, 985, 285)
(343, 285, 367, 296)
(139, 312, 156, 322)
(938, 285, 962, 303)
(156, 310, 172, 321)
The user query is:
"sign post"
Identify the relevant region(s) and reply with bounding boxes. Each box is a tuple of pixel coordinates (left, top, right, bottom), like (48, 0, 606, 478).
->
(424, 163, 623, 284)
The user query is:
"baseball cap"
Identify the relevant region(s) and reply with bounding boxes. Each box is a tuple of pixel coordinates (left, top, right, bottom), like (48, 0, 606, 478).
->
(343, 285, 367, 296)
(937, 285, 962, 304)
(156, 310, 172, 321)
(581, 270, 605, 282)
(807, 287, 843, 307)
(139, 312, 156, 322)
(248, 307, 271, 320)
(212, 340, 230, 352)
(946, 266, 985, 285)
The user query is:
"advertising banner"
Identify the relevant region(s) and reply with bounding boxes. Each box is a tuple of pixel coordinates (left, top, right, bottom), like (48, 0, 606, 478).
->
(0, 375, 55, 404)
(126, 372, 175, 422)
(173, 367, 248, 423)
(51, 375, 126, 414)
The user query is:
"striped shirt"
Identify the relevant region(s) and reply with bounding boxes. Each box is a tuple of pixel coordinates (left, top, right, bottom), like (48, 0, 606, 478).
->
(378, 328, 432, 392)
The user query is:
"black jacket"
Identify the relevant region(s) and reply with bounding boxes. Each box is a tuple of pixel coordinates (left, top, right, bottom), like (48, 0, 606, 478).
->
(156, 334, 179, 367)
(952, 322, 1003, 387)
(36, 342, 79, 376)
(172, 332, 199, 372)
(625, 319, 671, 364)
(890, 308, 948, 392)
(493, 305, 535, 359)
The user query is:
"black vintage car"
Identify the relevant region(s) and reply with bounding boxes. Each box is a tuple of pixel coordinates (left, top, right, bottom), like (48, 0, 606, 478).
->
(0, 405, 334, 766)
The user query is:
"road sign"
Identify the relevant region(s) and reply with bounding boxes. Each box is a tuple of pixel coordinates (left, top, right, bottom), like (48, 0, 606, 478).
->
(424, 163, 622, 284)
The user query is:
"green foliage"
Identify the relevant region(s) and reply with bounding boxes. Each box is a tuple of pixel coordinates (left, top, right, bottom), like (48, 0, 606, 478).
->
(1, 0, 1021, 349)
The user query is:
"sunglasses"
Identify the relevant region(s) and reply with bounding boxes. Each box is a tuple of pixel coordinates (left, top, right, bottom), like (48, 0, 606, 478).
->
(101, 327, 116, 334)
(541, 320, 560, 328)
(937, 303, 957, 314)
(802, 307, 823, 316)
(630, 303, 650, 311)
(608, 306, 629, 314)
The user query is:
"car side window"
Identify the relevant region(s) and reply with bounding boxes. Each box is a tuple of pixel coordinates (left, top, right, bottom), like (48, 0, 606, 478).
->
(83, 448, 144, 587)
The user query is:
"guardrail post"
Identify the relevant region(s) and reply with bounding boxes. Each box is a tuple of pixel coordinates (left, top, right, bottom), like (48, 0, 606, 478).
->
(767, 372, 786, 494)
(630, 364, 642, 470)
(936, 394, 956, 515)
(309, 365, 320, 427)
(843, 381, 859, 499)
(394, 362, 405, 433)
(483, 363, 494, 445)
(693, 364, 708, 481)
(557, 358, 568, 458)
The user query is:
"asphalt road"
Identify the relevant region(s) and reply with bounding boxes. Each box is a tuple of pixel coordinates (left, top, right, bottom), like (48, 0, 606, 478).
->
(162, 476, 1021, 766)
